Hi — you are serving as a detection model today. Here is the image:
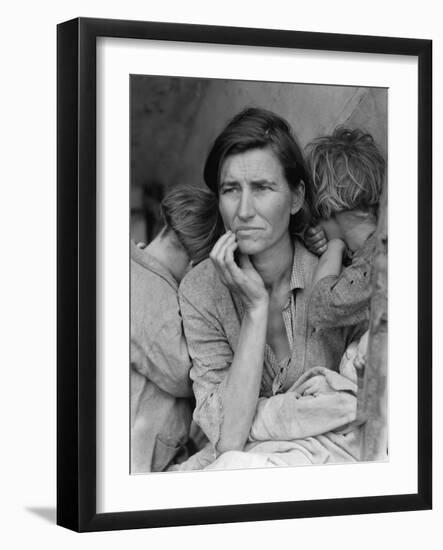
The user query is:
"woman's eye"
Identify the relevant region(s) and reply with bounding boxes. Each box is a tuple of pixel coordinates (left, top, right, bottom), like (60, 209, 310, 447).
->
(221, 186, 237, 194)
(255, 183, 270, 192)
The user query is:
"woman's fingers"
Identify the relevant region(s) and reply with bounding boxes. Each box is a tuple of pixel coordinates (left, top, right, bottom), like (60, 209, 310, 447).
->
(218, 237, 238, 286)
(214, 236, 251, 288)
(210, 231, 237, 286)
(210, 230, 234, 260)
(210, 232, 267, 307)
(210, 231, 235, 268)
(223, 241, 241, 283)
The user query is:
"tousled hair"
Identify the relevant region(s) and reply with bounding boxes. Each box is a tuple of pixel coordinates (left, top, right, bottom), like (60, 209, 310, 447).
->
(306, 127, 386, 220)
(160, 185, 223, 265)
(203, 107, 314, 234)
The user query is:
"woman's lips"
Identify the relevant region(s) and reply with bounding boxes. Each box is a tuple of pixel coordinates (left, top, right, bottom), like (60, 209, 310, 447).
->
(235, 227, 263, 237)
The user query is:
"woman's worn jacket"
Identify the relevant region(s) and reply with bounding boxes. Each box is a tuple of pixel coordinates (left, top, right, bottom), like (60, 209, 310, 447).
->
(179, 239, 359, 449)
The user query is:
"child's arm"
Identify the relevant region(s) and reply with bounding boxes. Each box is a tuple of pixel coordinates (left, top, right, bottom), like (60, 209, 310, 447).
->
(311, 238, 347, 287)
(308, 223, 375, 333)
(311, 216, 347, 287)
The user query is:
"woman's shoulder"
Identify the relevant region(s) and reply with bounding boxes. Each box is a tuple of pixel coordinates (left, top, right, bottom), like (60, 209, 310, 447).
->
(293, 237, 319, 287)
(179, 258, 228, 303)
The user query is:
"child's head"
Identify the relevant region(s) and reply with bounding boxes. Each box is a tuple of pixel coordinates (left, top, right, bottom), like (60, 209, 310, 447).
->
(306, 127, 385, 220)
(160, 184, 223, 265)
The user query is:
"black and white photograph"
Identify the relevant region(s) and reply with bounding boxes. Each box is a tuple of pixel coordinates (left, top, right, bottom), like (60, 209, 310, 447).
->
(55, 15, 431, 534)
(130, 75, 388, 475)
(1, 0, 439, 543)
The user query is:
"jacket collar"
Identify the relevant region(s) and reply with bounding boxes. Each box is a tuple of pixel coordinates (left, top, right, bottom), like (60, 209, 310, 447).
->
(131, 240, 179, 290)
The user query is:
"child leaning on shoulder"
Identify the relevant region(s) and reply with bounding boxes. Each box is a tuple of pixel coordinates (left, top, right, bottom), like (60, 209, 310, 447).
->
(305, 127, 386, 344)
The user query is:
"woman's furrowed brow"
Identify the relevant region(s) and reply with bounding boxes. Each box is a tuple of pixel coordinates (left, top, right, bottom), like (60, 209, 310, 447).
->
(220, 178, 276, 186)
(251, 178, 278, 186)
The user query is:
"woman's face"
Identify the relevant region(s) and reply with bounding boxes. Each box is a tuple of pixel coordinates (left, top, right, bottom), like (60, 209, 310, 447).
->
(218, 147, 303, 256)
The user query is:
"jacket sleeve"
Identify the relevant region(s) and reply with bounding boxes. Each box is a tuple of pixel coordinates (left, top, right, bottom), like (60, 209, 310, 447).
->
(178, 286, 234, 448)
(131, 274, 192, 398)
(307, 257, 372, 330)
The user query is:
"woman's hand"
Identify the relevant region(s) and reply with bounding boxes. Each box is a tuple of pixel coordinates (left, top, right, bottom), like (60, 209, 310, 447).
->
(210, 231, 268, 311)
(305, 226, 328, 256)
(209, 231, 268, 453)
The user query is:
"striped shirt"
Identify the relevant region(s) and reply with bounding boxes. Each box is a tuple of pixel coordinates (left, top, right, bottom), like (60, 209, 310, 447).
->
(264, 253, 303, 395)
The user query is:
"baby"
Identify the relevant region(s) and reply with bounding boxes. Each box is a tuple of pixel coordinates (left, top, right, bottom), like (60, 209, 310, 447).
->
(305, 126, 386, 343)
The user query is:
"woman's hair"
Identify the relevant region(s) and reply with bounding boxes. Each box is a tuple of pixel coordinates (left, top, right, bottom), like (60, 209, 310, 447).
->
(306, 127, 386, 220)
(203, 107, 313, 234)
(160, 184, 223, 265)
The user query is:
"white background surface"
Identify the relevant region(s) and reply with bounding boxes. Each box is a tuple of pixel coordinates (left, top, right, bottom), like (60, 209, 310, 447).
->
(97, 39, 418, 513)
(0, 0, 440, 548)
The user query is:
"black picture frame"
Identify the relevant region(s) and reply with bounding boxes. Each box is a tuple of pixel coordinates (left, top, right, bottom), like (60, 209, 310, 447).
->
(57, 17, 432, 532)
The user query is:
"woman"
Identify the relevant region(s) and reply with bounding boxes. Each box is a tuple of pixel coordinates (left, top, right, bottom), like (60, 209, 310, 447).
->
(179, 108, 360, 466)
(130, 184, 221, 473)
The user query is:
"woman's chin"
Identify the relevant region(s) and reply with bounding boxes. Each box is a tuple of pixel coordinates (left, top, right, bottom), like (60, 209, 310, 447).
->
(237, 241, 263, 256)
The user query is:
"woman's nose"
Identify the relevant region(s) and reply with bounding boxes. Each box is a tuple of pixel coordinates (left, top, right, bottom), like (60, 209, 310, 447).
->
(237, 190, 255, 220)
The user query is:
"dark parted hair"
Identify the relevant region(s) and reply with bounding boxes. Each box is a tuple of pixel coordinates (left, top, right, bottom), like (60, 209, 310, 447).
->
(203, 107, 313, 234)
(160, 184, 223, 265)
(306, 126, 386, 220)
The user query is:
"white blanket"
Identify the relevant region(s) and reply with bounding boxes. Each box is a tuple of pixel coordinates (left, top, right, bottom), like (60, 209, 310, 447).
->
(176, 336, 369, 471)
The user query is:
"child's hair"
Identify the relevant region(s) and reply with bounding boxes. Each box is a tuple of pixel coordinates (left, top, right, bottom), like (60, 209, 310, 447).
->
(160, 184, 223, 265)
(306, 127, 386, 220)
